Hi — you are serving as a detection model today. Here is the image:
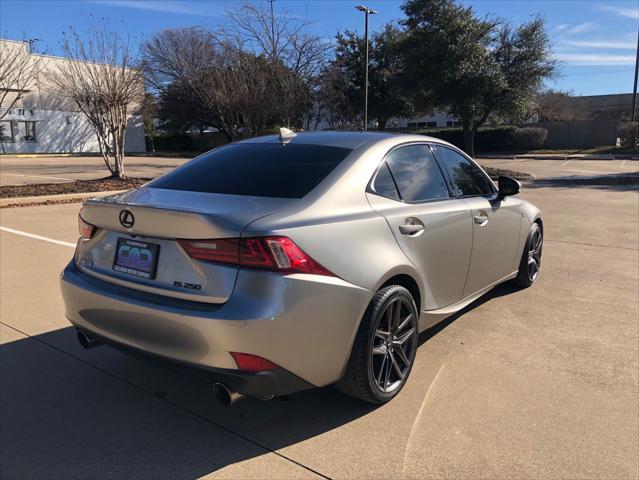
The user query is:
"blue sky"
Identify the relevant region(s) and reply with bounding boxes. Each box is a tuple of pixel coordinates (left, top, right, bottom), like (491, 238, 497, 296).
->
(1, 0, 637, 96)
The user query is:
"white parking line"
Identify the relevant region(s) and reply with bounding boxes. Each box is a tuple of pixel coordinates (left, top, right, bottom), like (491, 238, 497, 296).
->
(561, 160, 571, 166)
(0, 226, 76, 248)
(621, 160, 626, 168)
(5, 173, 72, 181)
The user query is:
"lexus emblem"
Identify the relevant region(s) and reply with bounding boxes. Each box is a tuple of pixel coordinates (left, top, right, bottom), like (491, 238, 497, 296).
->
(119, 210, 135, 228)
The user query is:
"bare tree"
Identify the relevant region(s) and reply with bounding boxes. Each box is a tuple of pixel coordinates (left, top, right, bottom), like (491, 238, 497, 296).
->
(0, 40, 46, 120)
(143, 27, 220, 93)
(536, 89, 585, 122)
(51, 26, 144, 178)
(225, 1, 331, 79)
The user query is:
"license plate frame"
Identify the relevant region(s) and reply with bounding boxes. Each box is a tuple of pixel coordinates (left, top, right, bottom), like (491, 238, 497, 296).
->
(113, 238, 160, 280)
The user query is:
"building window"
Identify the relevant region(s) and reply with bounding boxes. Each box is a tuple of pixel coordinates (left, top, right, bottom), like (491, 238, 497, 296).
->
(22, 121, 36, 141)
(446, 120, 460, 127)
(426, 121, 437, 128)
(0, 121, 14, 142)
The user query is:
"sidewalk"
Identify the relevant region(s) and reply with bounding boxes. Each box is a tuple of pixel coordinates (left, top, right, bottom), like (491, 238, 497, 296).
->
(478, 153, 639, 161)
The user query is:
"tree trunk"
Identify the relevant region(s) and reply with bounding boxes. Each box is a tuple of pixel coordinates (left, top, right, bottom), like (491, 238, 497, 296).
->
(462, 122, 475, 158)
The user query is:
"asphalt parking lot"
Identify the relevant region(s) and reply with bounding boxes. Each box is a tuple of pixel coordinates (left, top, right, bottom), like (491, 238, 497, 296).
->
(0, 155, 189, 186)
(1, 154, 637, 187)
(1, 179, 637, 479)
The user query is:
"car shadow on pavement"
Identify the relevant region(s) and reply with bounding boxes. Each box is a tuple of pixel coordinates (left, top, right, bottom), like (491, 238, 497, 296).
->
(0, 283, 516, 479)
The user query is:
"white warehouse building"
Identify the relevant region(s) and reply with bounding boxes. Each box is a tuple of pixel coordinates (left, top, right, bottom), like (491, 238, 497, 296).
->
(0, 39, 145, 154)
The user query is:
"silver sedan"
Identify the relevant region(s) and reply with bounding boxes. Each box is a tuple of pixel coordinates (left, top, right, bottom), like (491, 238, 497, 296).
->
(60, 131, 543, 405)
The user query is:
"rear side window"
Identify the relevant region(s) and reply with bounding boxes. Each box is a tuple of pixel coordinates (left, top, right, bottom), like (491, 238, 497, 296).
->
(371, 162, 400, 200)
(384, 144, 450, 202)
(148, 143, 352, 198)
(431, 145, 494, 197)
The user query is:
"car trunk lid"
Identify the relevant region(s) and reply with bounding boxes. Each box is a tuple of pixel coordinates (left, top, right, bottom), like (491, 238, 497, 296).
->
(74, 187, 297, 303)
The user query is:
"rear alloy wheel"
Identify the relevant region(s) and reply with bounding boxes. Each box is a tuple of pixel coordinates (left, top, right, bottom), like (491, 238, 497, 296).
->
(337, 285, 418, 404)
(514, 222, 543, 288)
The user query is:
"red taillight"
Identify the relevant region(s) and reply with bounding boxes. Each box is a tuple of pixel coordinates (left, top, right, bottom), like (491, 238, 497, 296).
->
(178, 236, 335, 277)
(230, 352, 279, 372)
(78, 215, 96, 239)
(177, 238, 239, 264)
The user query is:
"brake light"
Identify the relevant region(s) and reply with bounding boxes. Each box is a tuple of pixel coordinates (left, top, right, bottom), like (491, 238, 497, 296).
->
(177, 238, 239, 264)
(78, 215, 96, 239)
(230, 352, 279, 372)
(178, 236, 335, 276)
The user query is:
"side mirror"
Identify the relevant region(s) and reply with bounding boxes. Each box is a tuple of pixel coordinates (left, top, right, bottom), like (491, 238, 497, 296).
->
(497, 176, 520, 199)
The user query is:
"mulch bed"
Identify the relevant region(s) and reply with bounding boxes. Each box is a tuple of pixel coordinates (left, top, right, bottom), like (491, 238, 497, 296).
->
(484, 167, 534, 181)
(0, 177, 151, 199)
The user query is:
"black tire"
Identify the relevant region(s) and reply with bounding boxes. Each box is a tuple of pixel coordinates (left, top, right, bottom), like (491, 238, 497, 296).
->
(513, 222, 543, 288)
(336, 285, 418, 404)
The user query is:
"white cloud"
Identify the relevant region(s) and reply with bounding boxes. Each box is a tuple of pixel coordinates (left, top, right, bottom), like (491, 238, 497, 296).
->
(554, 24, 568, 32)
(91, 1, 216, 16)
(599, 3, 639, 19)
(566, 22, 599, 34)
(555, 53, 635, 65)
(563, 39, 636, 50)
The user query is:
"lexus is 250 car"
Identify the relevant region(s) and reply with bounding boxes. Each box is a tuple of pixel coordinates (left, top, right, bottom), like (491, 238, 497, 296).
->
(60, 131, 542, 405)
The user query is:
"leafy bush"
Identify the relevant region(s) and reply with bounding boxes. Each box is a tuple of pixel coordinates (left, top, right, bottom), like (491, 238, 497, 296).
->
(146, 134, 194, 152)
(511, 127, 547, 150)
(407, 125, 548, 151)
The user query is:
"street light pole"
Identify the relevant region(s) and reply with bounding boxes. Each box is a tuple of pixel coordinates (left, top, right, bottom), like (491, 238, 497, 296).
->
(356, 5, 378, 131)
(632, 21, 639, 122)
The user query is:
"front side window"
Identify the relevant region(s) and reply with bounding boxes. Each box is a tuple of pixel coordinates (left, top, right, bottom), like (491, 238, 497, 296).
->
(431, 145, 494, 197)
(384, 144, 450, 202)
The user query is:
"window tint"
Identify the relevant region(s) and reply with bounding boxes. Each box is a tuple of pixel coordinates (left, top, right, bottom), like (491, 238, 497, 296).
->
(384, 145, 449, 202)
(431, 145, 494, 197)
(148, 143, 351, 198)
(371, 162, 400, 200)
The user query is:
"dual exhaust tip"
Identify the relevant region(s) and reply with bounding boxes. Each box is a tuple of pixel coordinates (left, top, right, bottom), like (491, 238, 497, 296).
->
(76, 330, 102, 349)
(213, 383, 246, 406)
(75, 329, 249, 407)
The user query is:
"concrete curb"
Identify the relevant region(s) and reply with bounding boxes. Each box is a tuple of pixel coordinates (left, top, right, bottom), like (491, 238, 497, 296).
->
(0, 190, 126, 208)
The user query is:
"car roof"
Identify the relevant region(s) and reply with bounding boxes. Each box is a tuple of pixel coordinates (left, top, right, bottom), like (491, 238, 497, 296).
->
(237, 130, 446, 150)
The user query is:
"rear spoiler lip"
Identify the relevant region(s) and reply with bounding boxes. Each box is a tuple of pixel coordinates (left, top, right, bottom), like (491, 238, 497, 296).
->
(80, 201, 239, 239)
(80, 187, 299, 240)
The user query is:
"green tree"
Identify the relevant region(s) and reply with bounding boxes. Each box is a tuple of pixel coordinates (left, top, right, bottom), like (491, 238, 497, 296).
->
(321, 24, 413, 130)
(401, 0, 556, 157)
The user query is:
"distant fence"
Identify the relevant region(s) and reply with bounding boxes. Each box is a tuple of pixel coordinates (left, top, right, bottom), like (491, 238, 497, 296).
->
(538, 120, 618, 149)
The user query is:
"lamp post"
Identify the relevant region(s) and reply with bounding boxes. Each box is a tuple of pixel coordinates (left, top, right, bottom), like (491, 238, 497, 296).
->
(355, 5, 378, 131)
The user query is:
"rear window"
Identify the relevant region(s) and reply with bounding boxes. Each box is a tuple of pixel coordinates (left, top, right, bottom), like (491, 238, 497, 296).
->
(148, 143, 352, 198)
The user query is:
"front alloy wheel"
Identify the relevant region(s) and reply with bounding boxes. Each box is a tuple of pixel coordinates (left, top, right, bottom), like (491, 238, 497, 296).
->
(514, 222, 543, 288)
(527, 225, 543, 282)
(337, 285, 418, 404)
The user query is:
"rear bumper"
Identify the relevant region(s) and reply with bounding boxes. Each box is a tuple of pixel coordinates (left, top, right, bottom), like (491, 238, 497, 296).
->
(73, 325, 312, 396)
(60, 262, 372, 395)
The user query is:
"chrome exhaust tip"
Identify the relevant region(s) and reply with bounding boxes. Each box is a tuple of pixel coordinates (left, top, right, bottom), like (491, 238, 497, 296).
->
(76, 330, 101, 349)
(213, 383, 245, 406)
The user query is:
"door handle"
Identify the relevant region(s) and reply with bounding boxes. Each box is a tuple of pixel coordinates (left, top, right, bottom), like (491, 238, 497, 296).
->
(473, 212, 489, 225)
(399, 223, 425, 235)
